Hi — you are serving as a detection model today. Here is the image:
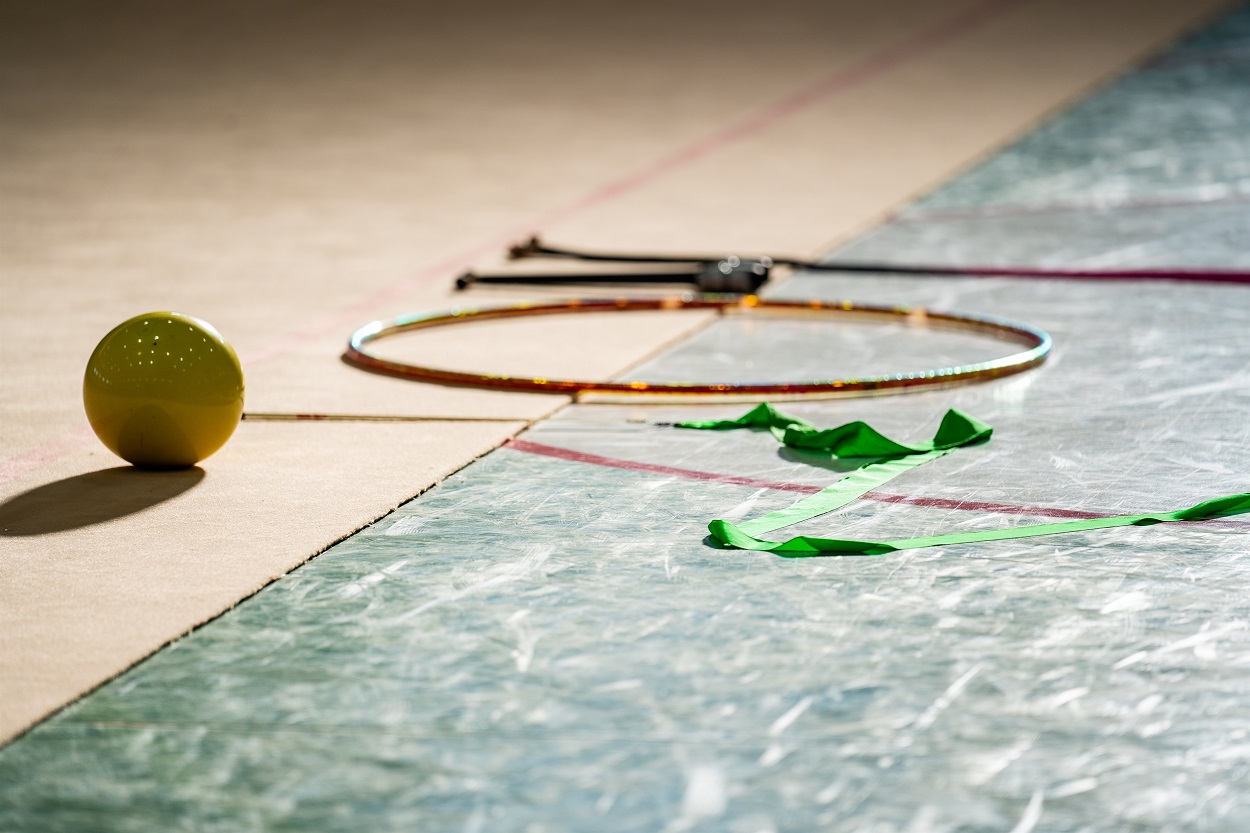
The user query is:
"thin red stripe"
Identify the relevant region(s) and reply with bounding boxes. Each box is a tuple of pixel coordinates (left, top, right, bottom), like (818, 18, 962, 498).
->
(505, 438, 822, 494)
(535, 0, 1032, 231)
(504, 438, 1107, 520)
(507, 437, 1250, 530)
(955, 265, 1250, 283)
(0, 428, 97, 490)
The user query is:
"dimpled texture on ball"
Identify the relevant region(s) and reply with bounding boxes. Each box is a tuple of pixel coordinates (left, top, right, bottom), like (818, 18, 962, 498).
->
(83, 312, 245, 468)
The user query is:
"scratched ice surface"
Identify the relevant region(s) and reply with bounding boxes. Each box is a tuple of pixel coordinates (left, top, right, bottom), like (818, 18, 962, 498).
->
(4, 8, 1250, 833)
(902, 7, 1250, 214)
(622, 315, 1029, 385)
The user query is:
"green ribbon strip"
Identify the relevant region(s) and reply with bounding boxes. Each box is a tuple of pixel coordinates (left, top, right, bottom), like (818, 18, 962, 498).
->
(676, 406, 1250, 557)
(676, 403, 993, 457)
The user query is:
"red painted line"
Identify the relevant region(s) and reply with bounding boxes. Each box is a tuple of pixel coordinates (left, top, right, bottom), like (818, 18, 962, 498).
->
(0, 0, 1036, 487)
(506, 438, 823, 494)
(238, 242, 506, 369)
(0, 427, 98, 490)
(505, 437, 1108, 520)
(944, 265, 1250, 284)
(507, 437, 1250, 531)
(534, 0, 1033, 232)
(246, 0, 1032, 372)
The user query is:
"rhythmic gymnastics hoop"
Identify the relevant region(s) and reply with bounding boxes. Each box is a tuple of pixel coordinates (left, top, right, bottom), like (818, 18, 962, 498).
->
(344, 295, 1052, 401)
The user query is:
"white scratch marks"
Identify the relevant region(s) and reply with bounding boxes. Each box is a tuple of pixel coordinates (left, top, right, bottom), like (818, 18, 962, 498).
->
(758, 743, 788, 767)
(914, 665, 981, 731)
(1120, 372, 1250, 408)
(1049, 778, 1098, 798)
(506, 609, 537, 673)
(1113, 650, 1149, 671)
(399, 545, 552, 622)
(678, 766, 727, 823)
(769, 696, 814, 737)
(1007, 790, 1044, 833)
(718, 489, 772, 522)
(1113, 621, 1245, 668)
(338, 559, 411, 597)
(1053, 686, 1090, 707)
(965, 736, 1035, 786)
(1100, 591, 1150, 614)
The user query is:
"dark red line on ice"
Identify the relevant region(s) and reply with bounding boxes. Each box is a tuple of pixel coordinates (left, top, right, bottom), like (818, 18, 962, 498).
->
(506, 438, 823, 494)
(504, 438, 1107, 520)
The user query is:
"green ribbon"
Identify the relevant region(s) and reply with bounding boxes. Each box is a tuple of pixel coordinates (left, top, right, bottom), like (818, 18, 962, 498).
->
(676, 406, 1250, 557)
(676, 403, 993, 457)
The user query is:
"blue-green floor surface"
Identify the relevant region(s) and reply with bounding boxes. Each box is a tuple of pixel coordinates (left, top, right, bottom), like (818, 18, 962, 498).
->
(5, 6, 1250, 832)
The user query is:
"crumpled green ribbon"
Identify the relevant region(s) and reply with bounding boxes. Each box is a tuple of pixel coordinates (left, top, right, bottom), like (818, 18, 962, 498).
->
(676, 406, 1250, 557)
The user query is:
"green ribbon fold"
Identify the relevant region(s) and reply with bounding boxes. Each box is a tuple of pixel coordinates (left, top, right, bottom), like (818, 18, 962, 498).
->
(676, 406, 1249, 557)
(676, 403, 992, 458)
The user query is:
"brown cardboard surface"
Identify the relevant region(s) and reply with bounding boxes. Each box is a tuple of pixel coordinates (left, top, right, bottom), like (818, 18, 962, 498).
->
(0, 420, 528, 739)
(0, 0, 1231, 742)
